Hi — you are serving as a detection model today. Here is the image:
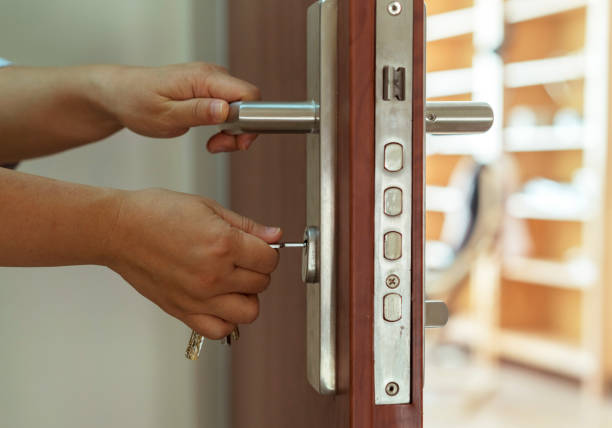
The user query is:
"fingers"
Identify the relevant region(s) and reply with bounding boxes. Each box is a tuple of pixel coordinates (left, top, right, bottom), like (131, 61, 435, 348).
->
(207, 132, 258, 153)
(210, 203, 282, 243)
(166, 98, 229, 128)
(225, 268, 271, 294)
(200, 70, 261, 103)
(183, 313, 236, 340)
(230, 228, 280, 273)
(203, 293, 260, 325)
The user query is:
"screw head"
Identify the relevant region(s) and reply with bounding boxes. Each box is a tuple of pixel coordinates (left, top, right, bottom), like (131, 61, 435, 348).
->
(385, 274, 400, 289)
(385, 382, 399, 396)
(388, 1, 402, 16)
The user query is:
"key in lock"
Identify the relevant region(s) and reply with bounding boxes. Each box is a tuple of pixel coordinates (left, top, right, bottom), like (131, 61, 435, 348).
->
(185, 226, 319, 361)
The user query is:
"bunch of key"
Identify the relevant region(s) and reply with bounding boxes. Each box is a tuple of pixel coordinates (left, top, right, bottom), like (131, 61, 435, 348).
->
(185, 241, 306, 361)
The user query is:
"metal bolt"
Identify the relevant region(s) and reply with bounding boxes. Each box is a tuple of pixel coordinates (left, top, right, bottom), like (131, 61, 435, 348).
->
(385, 274, 400, 289)
(426, 112, 437, 122)
(385, 382, 399, 396)
(387, 1, 402, 16)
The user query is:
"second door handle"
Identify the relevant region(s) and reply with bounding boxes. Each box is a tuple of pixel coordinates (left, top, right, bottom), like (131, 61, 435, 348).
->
(220, 101, 493, 135)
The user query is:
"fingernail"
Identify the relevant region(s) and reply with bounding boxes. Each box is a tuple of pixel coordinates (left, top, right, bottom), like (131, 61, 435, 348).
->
(210, 100, 226, 122)
(266, 227, 281, 235)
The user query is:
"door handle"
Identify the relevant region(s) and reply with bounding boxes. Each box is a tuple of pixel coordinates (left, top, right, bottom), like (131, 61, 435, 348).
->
(185, 0, 340, 396)
(220, 100, 493, 135)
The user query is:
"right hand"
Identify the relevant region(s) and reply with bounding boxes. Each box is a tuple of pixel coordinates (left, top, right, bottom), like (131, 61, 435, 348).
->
(104, 188, 281, 339)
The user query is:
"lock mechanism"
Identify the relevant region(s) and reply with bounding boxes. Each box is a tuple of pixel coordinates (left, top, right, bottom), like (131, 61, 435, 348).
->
(216, 0, 493, 399)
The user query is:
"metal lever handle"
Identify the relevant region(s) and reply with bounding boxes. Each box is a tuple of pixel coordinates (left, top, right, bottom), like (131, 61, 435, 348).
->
(221, 101, 319, 135)
(425, 101, 494, 135)
(221, 101, 493, 136)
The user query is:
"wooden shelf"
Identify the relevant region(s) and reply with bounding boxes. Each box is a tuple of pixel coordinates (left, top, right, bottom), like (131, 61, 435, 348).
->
(504, 126, 584, 152)
(506, 192, 590, 222)
(445, 316, 595, 378)
(426, 54, 585, 97)
(427, 8, 474, 42)
(505, 0, 588, 24)
(502, 257, 596, 290)
(505, 54, 585, 88)
(427, 68, 472, 98)
(498, 330, 595, 378)
(427, 134, 492, 156)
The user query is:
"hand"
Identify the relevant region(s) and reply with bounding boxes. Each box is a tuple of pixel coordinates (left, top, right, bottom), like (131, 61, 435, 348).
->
(104, 188, 282, 339)
(96, 62, 261, 153)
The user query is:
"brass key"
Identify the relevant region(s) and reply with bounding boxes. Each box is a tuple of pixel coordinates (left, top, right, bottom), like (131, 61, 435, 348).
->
(185, 242, 306, 360)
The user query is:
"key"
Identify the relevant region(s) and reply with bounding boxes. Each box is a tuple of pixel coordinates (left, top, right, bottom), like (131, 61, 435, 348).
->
(270, 242, 307, 249)
(185, 242, 306, 360)
(185, 330, 205, 360)
(223, 326, 241, 346)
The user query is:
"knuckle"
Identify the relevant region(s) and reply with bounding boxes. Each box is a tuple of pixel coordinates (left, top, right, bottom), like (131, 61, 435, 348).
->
(213, 229, 235, 258)
(196, 271, 220, 290)
(240, 216, 255, 234)
(192, 99, 206, 121)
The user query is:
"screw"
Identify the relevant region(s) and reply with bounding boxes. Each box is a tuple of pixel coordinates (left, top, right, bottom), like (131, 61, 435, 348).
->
(385, 274, 400, 289)
(426, 112, 436, 122)
(385, 382, 399, 396)
(387, 1, 402, 16)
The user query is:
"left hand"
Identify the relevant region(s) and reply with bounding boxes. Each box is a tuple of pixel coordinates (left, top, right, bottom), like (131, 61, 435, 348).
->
(95, 62, 260, 152)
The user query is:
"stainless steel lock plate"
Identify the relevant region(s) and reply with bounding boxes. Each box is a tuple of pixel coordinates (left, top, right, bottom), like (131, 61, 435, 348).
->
(304, 0, 337, 395)
(374, 0, 415, 405)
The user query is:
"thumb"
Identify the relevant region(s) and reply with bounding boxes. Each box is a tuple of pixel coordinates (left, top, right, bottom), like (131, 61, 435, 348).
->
(167, 98, 229, 128)
(210, 203, 283, 244)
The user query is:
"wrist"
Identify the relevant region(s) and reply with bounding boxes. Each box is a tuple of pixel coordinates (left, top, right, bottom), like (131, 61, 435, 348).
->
(75, 65, 125, 130)
(92, 187, 130, 269)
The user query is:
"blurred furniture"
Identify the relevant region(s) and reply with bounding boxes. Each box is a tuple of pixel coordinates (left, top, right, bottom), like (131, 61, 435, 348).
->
(425, 0, 611, 395)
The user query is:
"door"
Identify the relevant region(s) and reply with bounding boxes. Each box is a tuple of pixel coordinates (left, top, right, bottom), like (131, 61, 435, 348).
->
(228, 1, 425, 427)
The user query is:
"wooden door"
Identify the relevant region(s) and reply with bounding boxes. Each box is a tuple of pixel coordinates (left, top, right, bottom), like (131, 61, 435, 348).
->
(228, 1, 424, 427)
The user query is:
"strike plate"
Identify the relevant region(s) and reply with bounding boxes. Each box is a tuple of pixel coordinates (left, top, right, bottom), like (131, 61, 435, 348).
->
(374, 0, 414, 405)
(305, 0, 337, 395)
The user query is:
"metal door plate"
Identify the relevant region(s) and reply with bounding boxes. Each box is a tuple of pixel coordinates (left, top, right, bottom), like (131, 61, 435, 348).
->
(305, 0, 337, 395)
(374, 0, 414, 405)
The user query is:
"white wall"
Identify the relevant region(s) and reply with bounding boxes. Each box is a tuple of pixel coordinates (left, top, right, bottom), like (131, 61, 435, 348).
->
(0, 1, 229, 427)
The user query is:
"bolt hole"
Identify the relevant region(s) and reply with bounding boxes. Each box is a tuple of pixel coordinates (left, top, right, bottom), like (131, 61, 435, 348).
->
(385, 382, 399, 396)
(388, 1, 402, 16)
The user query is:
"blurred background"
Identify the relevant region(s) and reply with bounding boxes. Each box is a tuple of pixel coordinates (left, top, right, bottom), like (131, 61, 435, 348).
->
(1, 0, 612, 427)
(423, 0, 612, 427)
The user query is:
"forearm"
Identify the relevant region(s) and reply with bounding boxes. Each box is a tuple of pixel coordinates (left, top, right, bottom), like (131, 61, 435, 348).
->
(0, 167, 121, 267)
(0, 65, 122, 162)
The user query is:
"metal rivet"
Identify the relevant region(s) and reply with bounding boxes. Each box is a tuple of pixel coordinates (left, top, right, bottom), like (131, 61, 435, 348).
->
(385, 274, 400, 289)
(385, 382, 399, 396)
(387, 1, 402, 16)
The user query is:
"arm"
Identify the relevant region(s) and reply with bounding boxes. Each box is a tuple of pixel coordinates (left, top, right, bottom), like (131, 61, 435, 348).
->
(0, 167, 281, 339)
(0, 62, 258, 163)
